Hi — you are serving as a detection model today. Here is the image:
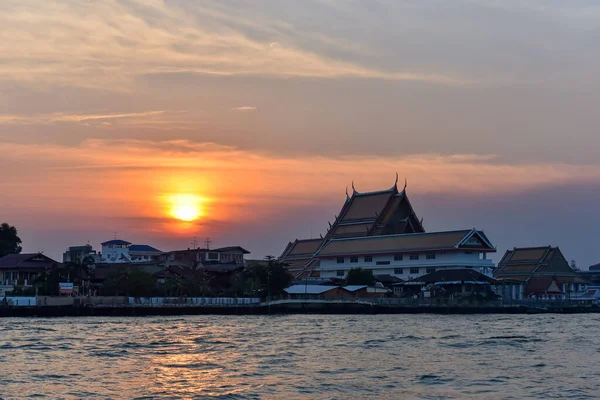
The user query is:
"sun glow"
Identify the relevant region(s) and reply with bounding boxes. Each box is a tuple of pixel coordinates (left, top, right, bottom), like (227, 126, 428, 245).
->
(168, 194, 204, 222)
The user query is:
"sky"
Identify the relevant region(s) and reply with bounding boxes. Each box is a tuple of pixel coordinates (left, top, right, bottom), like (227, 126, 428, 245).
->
(1, 0, 600, 267)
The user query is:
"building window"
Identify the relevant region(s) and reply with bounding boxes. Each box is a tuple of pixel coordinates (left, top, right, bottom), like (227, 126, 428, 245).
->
(426, 268, 436, 274)
(410, 254, 419, 260)
(376, 261, 390, 265)
(394, 254, 403, 261)
(410, 267, 419, 274)
(336, 270, 344, 277)
(336, 257, 344, 264)
(350, 257, 358, 263)
(364, 256, 373, 262)
(426, 253, 436, 260)
(394, 268, 403, 275)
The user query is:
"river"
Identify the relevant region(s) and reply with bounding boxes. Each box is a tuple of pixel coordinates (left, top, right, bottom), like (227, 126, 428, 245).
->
(1, 315, 599, 399)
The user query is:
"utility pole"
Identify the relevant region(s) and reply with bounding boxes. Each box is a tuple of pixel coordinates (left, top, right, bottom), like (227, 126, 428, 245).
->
(191, 237, 198, 249)
(204, 237, 211, 250)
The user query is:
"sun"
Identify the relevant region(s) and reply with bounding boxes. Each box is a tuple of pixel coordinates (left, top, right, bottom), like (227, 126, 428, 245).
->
(168, 194, 203, 222)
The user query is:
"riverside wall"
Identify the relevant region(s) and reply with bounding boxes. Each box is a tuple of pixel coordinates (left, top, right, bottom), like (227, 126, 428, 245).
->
(1, 296, 599, 317)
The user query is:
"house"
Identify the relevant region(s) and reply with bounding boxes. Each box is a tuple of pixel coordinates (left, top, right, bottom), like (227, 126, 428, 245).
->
(280, 178, 425, 278)
(162, 246, 250, 269)
(62, 244, 99, 264)
(0, 253, 62, 296)
(494, 246, 588, 299)
(129, 245, 162, 262)
(314, 228, 495, 281)
(374, 274, 403, 288)
(344, 284, 391, 298)
(101, 239, 133, 263)
(100, 239, 162, 263)
(588, 263, 600, 272)
(285, 284, 354, 299)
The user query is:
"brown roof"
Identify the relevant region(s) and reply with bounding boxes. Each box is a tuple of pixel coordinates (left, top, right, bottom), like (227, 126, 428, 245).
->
(525, 277, 563, 294)
(508, 247, 550, 262)
(329, 223, 371, 236)
(500, 264, 539, 273)
(495, 246, 575, 279)
(342, 190, 394, 221)
(280, 239, 323, 260)
(0, 253, 60, 270)
(316, 229, 494, 257)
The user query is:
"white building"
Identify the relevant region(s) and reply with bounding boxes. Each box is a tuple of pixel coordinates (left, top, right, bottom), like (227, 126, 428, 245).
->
(101, 239, 132, 263)
(314, 228, 496, 280)
(100, 240, 163, 263)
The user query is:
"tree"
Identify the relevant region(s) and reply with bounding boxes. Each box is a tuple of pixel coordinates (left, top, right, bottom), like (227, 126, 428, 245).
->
(103, 267, 157, 297)
(346, 267, 375, 286)
(0, 222, 22, 257)
(244, 256, 292, 298)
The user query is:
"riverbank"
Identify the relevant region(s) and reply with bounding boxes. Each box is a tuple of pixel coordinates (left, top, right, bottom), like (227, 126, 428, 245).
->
(2, 300, 599, 317)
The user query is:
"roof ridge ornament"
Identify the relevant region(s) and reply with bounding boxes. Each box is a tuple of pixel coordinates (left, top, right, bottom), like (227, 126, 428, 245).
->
(352, 180, 358, 195)
(404, 178, 407, 191)
(394, 172, 398, 189)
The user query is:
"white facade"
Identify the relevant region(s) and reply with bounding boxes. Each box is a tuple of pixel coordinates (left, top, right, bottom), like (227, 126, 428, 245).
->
(318, 251, 494, 280)
(101, 242, 131, 263)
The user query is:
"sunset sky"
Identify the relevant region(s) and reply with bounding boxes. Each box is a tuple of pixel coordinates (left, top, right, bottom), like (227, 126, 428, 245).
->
(1, 1, 600, 267)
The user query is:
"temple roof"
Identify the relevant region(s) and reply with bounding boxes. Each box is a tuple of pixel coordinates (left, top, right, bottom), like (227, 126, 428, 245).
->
(285, 176, 426, 277)
(280, 238, 324, 260)
(495, 246, 577, 279)
(325, 182, 424, 240)
(315, 229, 494, 257)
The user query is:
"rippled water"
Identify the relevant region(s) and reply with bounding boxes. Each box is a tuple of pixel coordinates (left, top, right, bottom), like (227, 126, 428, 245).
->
(1, 315, 599, 399)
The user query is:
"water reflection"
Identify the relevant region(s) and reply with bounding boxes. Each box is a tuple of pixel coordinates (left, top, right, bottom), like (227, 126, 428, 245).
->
(1, 315, 599, 399)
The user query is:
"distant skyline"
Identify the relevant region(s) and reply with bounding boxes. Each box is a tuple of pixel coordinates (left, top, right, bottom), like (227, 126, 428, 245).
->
(1, 1, 600, 267)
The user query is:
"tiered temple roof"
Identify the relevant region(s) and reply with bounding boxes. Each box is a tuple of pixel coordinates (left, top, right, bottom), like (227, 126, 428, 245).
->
(324, 179, 424, 241)
(494, 246, 586, 295)
(280, 176, 425, 277)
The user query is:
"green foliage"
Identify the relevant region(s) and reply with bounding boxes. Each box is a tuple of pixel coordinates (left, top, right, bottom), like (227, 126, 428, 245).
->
(103, 267, 158, 297)
(0, 222, 23, 258)
(243, 256, 292, 297)
(33, 266, 62, 296)
(346, 267, 376, 286)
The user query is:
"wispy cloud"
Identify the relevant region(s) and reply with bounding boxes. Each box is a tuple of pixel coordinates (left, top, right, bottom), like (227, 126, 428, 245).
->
(0, 0, 469, 91)
(0, 110, 179, 126)
(232, 106, 257, 112)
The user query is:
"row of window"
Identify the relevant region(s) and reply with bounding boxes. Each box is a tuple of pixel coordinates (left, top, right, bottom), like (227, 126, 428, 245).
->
(336, 267, 436, 277)
(336, 253, 436, 264)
